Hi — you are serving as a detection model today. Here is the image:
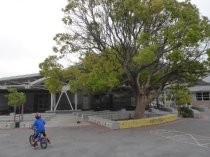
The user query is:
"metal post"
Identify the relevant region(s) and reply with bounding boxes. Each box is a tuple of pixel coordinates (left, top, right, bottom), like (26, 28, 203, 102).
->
(50, 93, 56, 111)
(75, 92, 78, 110)
(54, 92, 63, 111)
(50, 93, 53, 111)
(65, 92, 74, 110)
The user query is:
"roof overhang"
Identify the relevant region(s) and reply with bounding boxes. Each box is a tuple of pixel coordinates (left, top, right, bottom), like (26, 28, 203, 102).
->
(0, 73, 47, 90)
(189, 85, 210, 92)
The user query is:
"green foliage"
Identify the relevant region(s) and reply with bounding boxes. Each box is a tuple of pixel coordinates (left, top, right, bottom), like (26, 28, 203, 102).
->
(39, 56, 65, 93)
(167, 85, 192, 106)
(176, 90, 192, 106)
(133, 45, 157, 66)
(67, 50, 125, 93)
(44, 78, 63, 93)
(6, 88, 26, 107)
(54, 0, 210, 91)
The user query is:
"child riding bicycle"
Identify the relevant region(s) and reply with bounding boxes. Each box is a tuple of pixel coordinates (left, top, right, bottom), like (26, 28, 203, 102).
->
(31, 112, 50, 147)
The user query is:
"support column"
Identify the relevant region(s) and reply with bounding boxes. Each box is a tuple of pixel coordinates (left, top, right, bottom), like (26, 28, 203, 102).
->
(54, 92, 63, 111)
(65, 92, 73, 110)
(75, 92, 78, 110)
(50, 93, 56, 111)
(54, 91, 74, 111)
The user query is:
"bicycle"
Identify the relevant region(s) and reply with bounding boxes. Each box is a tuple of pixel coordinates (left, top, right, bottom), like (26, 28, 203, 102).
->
(29, 128, 48, 149)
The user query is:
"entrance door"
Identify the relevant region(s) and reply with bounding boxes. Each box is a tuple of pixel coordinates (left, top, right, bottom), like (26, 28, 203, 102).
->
(34, 94, 50, 112)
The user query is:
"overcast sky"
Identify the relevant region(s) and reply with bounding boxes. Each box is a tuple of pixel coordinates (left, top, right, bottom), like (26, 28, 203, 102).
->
(0, 0, 210, 78)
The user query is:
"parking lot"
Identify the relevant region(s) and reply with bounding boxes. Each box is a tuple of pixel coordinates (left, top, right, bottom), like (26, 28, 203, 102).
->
(1, 111, 210, 157)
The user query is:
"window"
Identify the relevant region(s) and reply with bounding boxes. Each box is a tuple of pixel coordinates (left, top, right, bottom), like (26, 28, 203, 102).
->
(196, 92, 210, 101)
(196, 93, 202, 100)
(203, 92, 210, 100)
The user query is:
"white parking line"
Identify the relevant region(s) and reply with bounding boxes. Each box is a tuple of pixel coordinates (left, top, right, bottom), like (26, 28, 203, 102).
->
(201, 143, 210, 147)
(150, 129, 210, 148)
(188, 134, 204, 147)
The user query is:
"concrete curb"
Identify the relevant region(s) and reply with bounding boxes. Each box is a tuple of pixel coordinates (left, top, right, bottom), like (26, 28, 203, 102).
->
(0, 122, 15, 129)
(88, 114, 177, 129)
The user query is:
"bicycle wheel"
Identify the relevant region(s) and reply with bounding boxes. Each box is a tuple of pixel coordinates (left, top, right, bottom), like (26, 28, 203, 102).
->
(29, 135, 35, 146)
(40, 137, 47, 149)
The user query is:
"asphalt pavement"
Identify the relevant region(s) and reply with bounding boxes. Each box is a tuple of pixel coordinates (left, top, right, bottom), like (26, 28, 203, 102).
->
(1, 111, 210, 157)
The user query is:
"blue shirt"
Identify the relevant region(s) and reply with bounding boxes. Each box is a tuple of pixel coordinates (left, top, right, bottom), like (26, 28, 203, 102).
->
(32, 118, 46, 132)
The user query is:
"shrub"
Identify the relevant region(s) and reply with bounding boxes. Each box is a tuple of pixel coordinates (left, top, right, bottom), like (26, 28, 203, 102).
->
(178, 107, 193, 118)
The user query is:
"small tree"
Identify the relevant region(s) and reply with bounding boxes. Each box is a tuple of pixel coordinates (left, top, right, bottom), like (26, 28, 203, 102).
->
(166, 85, 193, 117)
(167, 85, 192, 106)
(6, 88, 26, 122)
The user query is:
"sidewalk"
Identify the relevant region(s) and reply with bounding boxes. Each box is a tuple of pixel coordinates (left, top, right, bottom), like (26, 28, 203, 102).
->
(200, 109, 210, 120)
(46, 113, 91, 128)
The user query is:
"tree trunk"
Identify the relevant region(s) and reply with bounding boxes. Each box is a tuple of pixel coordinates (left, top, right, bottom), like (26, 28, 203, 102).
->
(21, 104, 24, 121)
(156, 98, 160, 109)
(134, 91, 149, 119)
(13, 105, 16, 122)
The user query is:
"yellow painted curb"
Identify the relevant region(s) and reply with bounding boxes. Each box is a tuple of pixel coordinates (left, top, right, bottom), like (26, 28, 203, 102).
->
(118, 114, 177, 129)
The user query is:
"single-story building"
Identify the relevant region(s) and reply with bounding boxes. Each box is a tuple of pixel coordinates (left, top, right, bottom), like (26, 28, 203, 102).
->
(0, 73, 135, 114)
(189, 75, 210, 107)
(0, 73, 52, 114)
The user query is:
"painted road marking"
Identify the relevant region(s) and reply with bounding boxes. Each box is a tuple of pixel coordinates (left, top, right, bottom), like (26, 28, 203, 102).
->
(150, 129, 210, 148)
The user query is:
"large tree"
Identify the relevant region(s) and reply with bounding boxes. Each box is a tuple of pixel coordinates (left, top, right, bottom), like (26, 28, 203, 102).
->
(52, 0, 210, 118)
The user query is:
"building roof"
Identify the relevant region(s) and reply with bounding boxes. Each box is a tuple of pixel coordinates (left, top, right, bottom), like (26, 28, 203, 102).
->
(189, 75, 210, 92)
(0, 73, 47, 90)
(0, 73, 40, 82)
(202, 75, 210, 83)
(189, 85, 210, 92)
